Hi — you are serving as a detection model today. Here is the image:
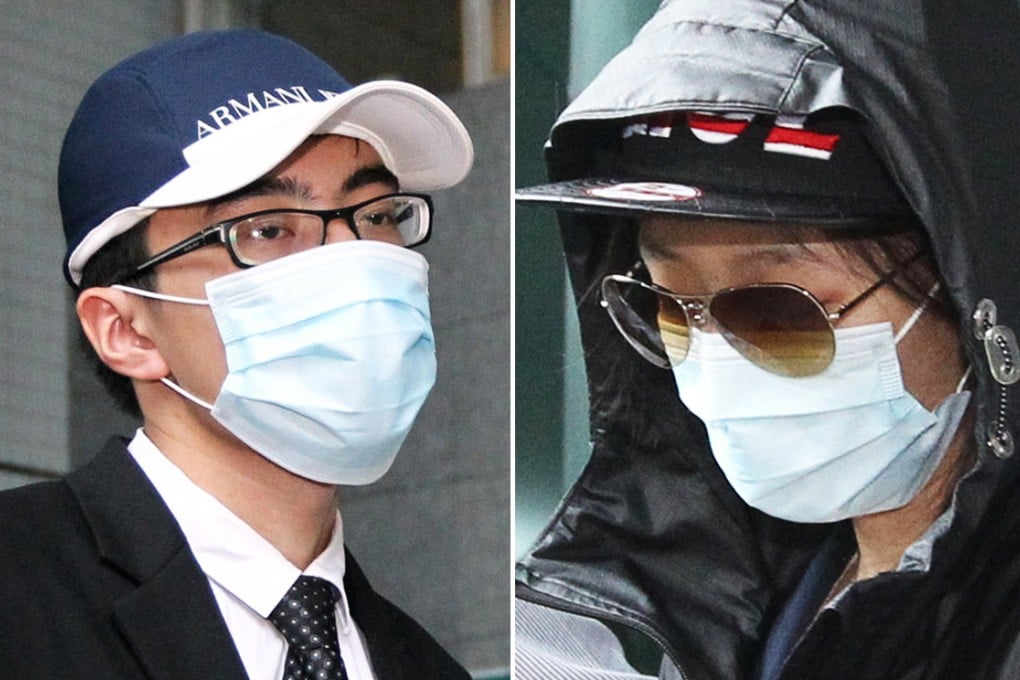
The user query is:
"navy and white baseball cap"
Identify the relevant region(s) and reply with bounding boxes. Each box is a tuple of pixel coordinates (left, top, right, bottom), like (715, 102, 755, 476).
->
(60, 29, 474, 286)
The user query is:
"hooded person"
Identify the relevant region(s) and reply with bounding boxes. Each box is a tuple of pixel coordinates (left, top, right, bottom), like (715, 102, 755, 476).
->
(515, 2, 1020, 679)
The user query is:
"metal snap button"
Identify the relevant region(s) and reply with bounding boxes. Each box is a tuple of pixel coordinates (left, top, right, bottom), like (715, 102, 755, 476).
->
(973, 299, 997, 340)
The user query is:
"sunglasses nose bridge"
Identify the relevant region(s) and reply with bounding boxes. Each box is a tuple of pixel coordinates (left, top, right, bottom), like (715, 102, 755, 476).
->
(677, 296, 720, 333)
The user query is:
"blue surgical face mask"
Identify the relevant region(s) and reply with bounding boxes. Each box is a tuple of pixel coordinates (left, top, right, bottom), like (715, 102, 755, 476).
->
(116, 240, 436, 485)
(672, 313, 971, 523)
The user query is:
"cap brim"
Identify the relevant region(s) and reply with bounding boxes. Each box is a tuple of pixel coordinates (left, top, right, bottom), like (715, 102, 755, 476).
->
(68, 80, 473, 285)
(516, 178, 906, 225)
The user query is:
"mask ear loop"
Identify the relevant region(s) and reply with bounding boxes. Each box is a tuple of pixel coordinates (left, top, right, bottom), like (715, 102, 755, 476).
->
(160, 377, 215, 411)
(112, 284, 216, 409)
(892, 282, 972, 394)
(956, 365, 973, 393)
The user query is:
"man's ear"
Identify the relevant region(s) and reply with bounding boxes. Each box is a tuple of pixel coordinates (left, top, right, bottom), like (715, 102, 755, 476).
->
(76, 287, 170, 381)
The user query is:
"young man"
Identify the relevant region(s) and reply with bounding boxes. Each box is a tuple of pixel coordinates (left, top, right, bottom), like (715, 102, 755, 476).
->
(516, 1, 1020, 679)
(0, 30, 472, 679)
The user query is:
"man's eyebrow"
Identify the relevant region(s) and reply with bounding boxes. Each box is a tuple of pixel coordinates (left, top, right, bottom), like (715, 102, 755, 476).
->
(204, 164, 400, 218)
(340, 164, 400, 195)
(204, 176, 311, 217)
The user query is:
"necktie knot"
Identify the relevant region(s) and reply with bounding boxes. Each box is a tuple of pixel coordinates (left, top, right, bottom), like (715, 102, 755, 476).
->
(269, 576, 347, 679)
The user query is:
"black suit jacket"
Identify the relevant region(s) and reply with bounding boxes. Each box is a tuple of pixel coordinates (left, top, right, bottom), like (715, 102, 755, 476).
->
(0, 438, 469, 679)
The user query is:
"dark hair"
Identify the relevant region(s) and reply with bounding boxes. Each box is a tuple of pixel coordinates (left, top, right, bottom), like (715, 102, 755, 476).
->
(76, 220, 156, 417)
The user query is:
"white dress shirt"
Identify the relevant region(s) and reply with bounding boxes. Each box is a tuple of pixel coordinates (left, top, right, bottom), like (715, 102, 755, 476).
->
(127, 429, 376, 680)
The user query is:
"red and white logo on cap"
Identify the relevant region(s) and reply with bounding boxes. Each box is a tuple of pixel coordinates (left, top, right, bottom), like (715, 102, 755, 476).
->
(586, 182, 702, 202)
(622, 111, 842, 161)
(763, 115, 841, 160)
(687, 112, 755, 144)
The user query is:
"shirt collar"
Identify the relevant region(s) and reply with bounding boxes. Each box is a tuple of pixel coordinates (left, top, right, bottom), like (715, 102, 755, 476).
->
(126, 429, 354, 631)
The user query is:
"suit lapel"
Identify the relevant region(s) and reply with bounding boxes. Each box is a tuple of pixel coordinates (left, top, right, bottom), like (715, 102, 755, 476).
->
(344, 550, 470, 680)
(343, 551, 412, 679)
(68, 439, 247, 680)
(113, 548, 247, 680)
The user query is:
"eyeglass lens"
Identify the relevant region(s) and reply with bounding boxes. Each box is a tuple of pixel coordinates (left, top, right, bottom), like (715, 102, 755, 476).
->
(602, 277, 837, 377)
(710, 287, 834, 377)
(352, 195, 428, 245)
(228, 195, 429, 266)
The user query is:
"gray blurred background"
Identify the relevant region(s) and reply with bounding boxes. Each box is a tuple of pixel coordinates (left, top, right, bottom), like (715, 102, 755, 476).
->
(0, 1, 509, 677)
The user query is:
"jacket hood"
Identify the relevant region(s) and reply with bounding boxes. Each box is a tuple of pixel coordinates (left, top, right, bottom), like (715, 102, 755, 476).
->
(517, 1, 1020, 678)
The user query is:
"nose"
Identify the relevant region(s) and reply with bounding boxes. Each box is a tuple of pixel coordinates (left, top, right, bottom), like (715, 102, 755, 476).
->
(323, 217, 359, 244)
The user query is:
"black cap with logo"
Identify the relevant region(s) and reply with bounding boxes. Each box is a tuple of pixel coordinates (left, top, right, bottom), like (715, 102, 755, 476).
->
(516, 110, 915, 225)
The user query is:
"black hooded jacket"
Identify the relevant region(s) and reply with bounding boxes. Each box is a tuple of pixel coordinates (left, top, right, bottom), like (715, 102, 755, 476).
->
(516, 2, 1020, 679)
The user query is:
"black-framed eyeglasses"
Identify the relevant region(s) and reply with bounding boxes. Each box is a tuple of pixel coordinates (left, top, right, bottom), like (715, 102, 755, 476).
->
(108, 192, 433, 285)
(600, 251, 923, 378)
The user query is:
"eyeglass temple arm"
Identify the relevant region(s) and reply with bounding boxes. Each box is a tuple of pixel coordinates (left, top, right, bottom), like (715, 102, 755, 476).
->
(826, 250, 926, 321)
(107, 227, 225, 285)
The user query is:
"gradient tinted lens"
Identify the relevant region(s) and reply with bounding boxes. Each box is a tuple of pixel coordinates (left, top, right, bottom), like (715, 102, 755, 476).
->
(601, 277, 836, 376)
(656, 292, 691, 366)
(710, 286, 835, 377)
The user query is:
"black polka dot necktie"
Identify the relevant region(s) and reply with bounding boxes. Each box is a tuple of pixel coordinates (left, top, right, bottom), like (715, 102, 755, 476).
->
(269, 576, 349, 680)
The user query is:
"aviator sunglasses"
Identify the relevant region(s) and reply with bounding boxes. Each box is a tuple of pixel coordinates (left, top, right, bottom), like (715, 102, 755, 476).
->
(600, 252, 923, 378)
